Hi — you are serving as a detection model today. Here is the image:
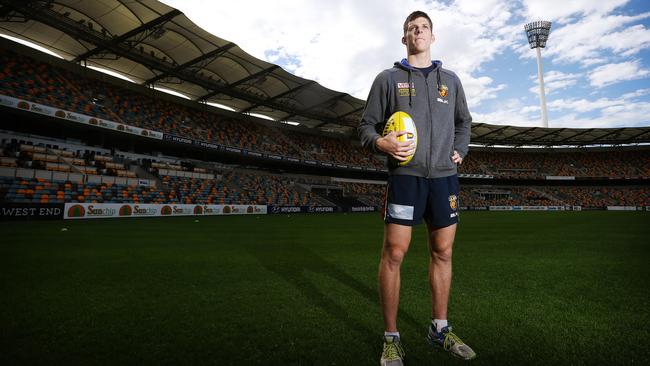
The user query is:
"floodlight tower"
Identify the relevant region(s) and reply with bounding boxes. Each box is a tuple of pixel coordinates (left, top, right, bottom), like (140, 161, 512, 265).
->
(524, 21, 552, 128)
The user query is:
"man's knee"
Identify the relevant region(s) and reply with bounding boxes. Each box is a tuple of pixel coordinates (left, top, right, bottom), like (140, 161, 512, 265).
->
(382, 244, 408, 268)
(382, 223, 412, 269)
(428, 224, 456, 263)
(430, 246, 452, 263)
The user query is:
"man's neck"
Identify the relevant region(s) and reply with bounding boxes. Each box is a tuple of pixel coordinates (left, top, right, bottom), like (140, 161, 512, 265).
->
(407, 52, 432, 68)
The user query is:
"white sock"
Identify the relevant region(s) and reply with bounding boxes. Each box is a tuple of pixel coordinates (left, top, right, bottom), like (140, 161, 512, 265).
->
(384, 331, 400, 340)
(432, 319, 448, 333)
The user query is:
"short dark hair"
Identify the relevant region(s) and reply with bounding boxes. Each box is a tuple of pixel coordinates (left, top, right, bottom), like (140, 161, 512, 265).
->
(403, 11, 433, 34)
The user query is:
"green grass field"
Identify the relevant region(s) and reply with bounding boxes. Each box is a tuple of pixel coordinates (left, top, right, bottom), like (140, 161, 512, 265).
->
(1, 212, 649, 365)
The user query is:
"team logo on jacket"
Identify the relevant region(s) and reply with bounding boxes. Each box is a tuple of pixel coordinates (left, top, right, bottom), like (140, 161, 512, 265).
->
(448, 194, 458, 210)
(438, 84, 448, 98)
(397, 82, 416, 97)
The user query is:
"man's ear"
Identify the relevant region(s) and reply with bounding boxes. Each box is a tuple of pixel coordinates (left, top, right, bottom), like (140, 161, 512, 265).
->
(431, 34, 436, 44)
(402, 36, 406, 45)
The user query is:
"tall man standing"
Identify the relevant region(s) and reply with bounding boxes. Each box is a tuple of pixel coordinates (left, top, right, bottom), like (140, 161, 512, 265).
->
(358, 10, 475, 365)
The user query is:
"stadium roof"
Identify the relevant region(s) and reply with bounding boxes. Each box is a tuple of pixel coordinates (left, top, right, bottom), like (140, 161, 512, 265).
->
(0, 0, 365, 133)
(1, 0, 650, 146)
(470, 123, 650, 147)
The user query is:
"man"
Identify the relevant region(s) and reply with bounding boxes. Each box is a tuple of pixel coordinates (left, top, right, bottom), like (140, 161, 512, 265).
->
(358, 10, 475, 365)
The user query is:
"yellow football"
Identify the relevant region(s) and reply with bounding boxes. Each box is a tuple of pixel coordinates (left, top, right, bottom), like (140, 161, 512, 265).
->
(382, 111, 417, 166)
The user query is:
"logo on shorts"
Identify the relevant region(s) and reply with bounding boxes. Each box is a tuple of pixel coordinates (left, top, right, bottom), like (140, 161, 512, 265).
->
(448, 195, 458, 210)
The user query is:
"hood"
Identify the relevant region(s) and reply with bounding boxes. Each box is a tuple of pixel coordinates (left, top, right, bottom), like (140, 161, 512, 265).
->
(394, 58, 442, 71)
(393, 59, 444, 107)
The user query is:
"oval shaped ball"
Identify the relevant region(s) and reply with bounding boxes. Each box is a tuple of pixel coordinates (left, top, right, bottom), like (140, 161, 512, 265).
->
(382, 111, 417, 166)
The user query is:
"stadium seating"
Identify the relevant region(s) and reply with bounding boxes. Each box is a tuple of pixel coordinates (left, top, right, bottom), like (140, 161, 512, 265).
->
(340, 182, 385, 207)
(2, 49, 649, 179)
(459, 150, 650, 179)
(0, 176, 165, 204)
(4, 149, 647, 208)
(459, 185, 650, 207)
(2, 48, 650, 211)
(1, 142, 141, 178)
(159, 170, 315, 206)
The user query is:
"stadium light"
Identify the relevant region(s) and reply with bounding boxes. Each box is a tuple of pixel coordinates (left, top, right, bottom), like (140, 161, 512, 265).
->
(524, 21, 552, 128)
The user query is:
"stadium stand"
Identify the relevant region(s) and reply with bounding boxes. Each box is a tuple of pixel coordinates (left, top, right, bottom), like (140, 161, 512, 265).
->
(4, 50, 649, 179)
(2, 48, 648, 179)
(2, 133, 649, 209)
(1, 41, 649, 214)
(158, 171, 315, 206)
(0, 50, 370, 167)
(1, 135, 323, 206)
(340, 182, 386, 208)
(460, 150, 650, 179)
(460, 185, 650, 208)
(0, 175, 164, 204)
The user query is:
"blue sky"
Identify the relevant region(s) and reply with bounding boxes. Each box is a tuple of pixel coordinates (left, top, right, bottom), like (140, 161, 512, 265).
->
(160, 0, 650, 129)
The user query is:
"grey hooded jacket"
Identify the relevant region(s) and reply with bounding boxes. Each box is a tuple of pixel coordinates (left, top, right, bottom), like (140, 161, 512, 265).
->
(358, 59, 472, 178)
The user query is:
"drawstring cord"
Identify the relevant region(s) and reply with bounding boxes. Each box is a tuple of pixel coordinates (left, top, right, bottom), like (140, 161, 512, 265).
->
(408, 69, 413, 108)
(402, 59, 441, 107)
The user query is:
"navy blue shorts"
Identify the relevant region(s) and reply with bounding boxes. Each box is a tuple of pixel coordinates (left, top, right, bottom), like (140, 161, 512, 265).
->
(382, 174, 460, 228)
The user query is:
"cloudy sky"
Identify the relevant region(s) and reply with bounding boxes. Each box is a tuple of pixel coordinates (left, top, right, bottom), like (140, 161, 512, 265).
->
(162, 0, 650, 129)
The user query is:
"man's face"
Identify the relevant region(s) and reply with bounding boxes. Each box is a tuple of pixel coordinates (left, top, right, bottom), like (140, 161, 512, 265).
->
(402, 17, 434, 53)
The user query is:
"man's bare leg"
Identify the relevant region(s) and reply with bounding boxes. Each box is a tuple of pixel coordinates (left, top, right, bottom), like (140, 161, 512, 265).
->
(378, 223, 412, 332)
(425, 223, 476, 360)
(427, 223, 457, 320)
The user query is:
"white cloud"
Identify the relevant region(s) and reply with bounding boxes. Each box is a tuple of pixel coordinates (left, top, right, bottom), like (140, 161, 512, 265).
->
(476, 87, 650, 128)
(518, 11, 650, 67)
(529, 70, 582, 95)
(521, 105, 540, 114)
(156, 0, 650, 129)
(579, 58, 608, 67)
(548, 88, 649, 112)
(621, 88, 650, 99)
(477, 98, 650, 128)
(163, 0, 518, 108)
(455, 0, 505, 17)
(549, 104, 650, 128)
(472, 98, 542, 127)
(588, 60, 650, 88)
(548, 98, 617, 114)
(543, 89, 650, 127)
(544, 70, 582, 83)
(521, 0, 629, 22)
(602, 24, 650, 57)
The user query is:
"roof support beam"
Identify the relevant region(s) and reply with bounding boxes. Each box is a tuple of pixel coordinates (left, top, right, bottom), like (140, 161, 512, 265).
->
(474, 125, 511, 140)
(282, 93, 348, 121)
(337, 106, 365, 119)
(625, 129, 650, 143)
(239, 81, 315, 114)
(198, 65, 278, 101)
(145, 43, 235, 84)
(500, 127, 539, 144)
(535, 128, 567, 142)
(313, 105, 365, 128)
(590, 128, 626, 144)
(557, 128, 594, 143)
(73, 9, 182, 62)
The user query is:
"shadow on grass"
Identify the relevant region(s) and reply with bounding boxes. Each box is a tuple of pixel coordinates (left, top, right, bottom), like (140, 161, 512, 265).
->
(248, 242, 422, 353)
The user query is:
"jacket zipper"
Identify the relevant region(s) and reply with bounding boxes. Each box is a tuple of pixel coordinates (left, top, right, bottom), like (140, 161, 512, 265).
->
(424, 75, 434, 178)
